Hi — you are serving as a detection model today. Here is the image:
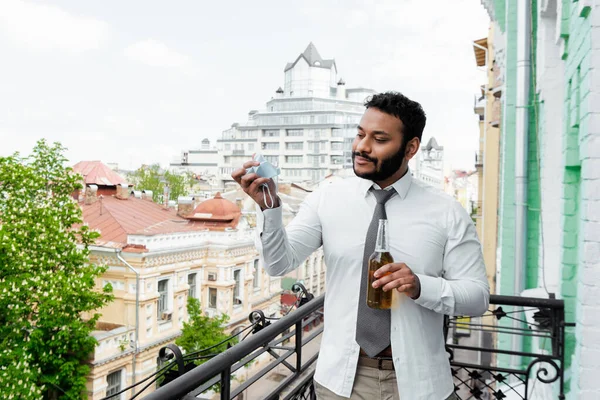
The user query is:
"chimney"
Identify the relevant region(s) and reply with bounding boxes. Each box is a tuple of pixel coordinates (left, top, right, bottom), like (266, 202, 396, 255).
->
(116, 183, 129, 200)
(336, 78, 346, 99)
(163, 185, 170, 207)
(142, 190, 154, 201)
(84, 185, 98, 205)
(177, 196, 194, 217)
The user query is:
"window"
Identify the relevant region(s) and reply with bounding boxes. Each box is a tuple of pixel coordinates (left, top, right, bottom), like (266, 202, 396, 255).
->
(188, 273, 197, 299)
(264, 155, 279, 165)
(248, 143, 255, 151)
(208, 288, 217, 308)
(285, 156, 303, 164)
(331, 155, 344, 165)
(224, 143, 231, 151)
(286, 129, 303, 137)
(284, 169, 302, 177)
(331, 142, 343, 151)
(157, 279, 169, 319)
(233, 270, 242, 305)
(106, 370, 122, 398)
(262, 142, 279, 150)
(223, 156, 231, 164)
(263, 129, 280, 137)
(286, 142, 304, 150)
(253, 260, 260, 289)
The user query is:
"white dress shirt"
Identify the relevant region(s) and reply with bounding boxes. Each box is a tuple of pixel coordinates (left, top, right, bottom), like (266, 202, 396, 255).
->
(256, 172, 489, 400)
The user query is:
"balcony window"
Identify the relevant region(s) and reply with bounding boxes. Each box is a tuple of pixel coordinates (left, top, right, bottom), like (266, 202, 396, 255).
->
(264, 155, 279, 165)
(157, 279, 170, 320)
(208, 288, 217, 309)
(188, 273, 197, 299)
(286, 129, 303, 137)
(106, 370, 122, 398)
(262, 142, 279, 150)
(285, 155, 303, 164)
(263, 129, 280, 137)
(286, 142, 304, 150)
(331, 142, 343, 151)
(253, 260, 260, 289)
(233, 270, 242, 305)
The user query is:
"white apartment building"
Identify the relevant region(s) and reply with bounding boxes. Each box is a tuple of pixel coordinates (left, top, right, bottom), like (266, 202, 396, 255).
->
(170, 138, 219, 179)
(216, 43, 376, 188)
(409, 137, 445, 190)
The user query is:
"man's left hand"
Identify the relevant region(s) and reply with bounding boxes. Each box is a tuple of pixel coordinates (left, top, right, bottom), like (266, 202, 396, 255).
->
(372, 263, 421, 299)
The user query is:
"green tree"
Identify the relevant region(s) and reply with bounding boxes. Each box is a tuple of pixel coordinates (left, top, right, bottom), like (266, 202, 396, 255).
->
(0, 140, 113, 399)
(129, 164, 191, 203)
(176, 298, 230, 360)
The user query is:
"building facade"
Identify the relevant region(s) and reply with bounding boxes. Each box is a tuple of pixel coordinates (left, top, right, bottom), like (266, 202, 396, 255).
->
(482, 0, 600, 397)
(74, 162, 281, 399)
(215, 43, 376, 188)
(170, 138, 219, 180)
(472, 30, 502, 297)
(408, 137, 445, 190)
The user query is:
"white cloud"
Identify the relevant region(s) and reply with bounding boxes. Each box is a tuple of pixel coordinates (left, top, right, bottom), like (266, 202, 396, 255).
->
(124, 39, 192, 69)
(0, 0, 111, 51)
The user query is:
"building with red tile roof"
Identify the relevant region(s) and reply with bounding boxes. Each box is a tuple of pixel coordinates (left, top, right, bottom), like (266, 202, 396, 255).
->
(78, 161, 281, 399)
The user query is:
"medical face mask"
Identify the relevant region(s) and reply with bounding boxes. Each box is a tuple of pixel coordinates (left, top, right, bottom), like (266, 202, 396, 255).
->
(245, 154, 280, 209)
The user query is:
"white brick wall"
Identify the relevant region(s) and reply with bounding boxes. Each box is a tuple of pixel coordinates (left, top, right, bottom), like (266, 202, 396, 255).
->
(574, 14, 600, 397)
(537, 6, 565, 294)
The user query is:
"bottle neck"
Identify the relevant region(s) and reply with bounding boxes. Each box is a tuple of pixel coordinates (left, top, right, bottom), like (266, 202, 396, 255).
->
(374, 219, 389, 252)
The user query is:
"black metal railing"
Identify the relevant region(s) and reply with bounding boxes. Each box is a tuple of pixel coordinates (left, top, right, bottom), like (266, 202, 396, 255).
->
(128, 293, 570, 400)
(445, 295, 574, 400)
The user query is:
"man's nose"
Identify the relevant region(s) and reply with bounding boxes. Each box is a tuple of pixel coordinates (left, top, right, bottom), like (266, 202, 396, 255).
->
(355, 137, 371, 154)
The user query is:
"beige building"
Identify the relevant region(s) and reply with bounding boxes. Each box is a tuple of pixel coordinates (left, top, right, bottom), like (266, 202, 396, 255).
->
(473, 28, 502, 296)
(73, 161, 281, 399)
(221, 182, 327, 298)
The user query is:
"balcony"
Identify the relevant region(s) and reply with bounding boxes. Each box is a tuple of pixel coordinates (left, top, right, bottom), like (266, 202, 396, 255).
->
(103, 287, 571, 400)
(475, 152, 484, 168)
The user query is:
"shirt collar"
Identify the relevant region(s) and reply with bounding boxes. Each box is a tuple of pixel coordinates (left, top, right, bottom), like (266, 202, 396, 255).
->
(357, 168, 413, 199)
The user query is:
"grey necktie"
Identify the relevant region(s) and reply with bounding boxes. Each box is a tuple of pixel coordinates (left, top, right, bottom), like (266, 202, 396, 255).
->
(356, 188, 396, 357)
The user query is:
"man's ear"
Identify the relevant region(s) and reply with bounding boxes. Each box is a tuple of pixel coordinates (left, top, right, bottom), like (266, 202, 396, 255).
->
(404, 138, 421, 161)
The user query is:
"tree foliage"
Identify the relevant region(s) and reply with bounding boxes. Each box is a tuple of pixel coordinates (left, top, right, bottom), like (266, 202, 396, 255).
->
(0, 140, 113, 399)
(128, 164, 191, 203)
(176, 298, 230, 361)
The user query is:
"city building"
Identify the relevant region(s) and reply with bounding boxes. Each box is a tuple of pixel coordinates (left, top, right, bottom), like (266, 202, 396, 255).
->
(408, 136, 445, 189)
(482, 0, 600, 397)
(169, 138, 219, 180)
(215, 42, 376, 188)
(73, 161, 281, 399)
(220, 183, 326, 298)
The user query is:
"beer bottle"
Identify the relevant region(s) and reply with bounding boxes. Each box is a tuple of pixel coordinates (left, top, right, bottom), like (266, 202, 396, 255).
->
(366, 219, 394, 309)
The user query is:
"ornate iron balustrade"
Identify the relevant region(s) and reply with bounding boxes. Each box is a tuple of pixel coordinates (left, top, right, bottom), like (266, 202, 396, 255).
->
(445, 295, 574, 400)
(106, 292, 571, 400)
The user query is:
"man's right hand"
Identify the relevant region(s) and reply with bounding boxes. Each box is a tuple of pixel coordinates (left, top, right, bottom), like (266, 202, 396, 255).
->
(231, 160, 280, 210)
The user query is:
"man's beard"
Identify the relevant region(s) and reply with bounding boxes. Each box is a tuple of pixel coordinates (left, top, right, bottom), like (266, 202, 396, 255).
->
(352, 140, 407, 182)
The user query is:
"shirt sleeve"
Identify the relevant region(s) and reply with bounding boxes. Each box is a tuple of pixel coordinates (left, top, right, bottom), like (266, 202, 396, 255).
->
(414, 200, 490, 316)
(255, 190, 323, 277)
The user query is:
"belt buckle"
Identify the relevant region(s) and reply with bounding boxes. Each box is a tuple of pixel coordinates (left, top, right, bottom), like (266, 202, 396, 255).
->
(376, 357, 391, 370)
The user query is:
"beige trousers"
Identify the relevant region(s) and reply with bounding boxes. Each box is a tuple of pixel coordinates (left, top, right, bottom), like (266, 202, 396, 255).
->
(314, 364, 459, 400)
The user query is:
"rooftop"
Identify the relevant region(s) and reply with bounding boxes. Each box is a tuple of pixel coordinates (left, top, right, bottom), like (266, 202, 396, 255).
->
(72, 161, 129, 186)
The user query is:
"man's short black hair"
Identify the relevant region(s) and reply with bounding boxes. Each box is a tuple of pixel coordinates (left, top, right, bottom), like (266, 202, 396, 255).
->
(364, 91, 427, 142)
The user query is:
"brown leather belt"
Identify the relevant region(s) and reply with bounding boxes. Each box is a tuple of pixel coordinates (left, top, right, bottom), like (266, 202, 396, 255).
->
(357, 356, 395, 370)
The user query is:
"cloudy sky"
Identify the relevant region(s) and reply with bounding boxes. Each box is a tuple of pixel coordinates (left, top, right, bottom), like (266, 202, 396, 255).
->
(0, 0, 490, 172)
